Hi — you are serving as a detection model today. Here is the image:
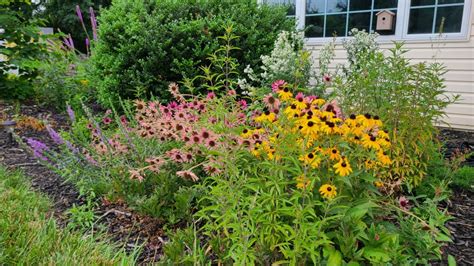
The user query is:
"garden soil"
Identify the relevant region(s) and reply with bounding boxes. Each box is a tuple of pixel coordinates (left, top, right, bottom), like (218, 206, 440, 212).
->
(0, 101, 472, 264)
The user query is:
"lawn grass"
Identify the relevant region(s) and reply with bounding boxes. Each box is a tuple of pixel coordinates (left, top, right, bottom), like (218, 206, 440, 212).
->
(0, 166, 138, 265)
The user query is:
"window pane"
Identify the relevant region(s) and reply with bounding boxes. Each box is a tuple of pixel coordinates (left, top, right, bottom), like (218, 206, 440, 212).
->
(348, 12, 371, 33)
(435, 6, 464, 33)
(438, 0, 464, 4)
(411, 0, 435, 6)
(349, 0, 372, 11)
(327, 0, 348, 13)
(305, 16, 325, 37)
(306, 0, 325, 14)
(408, 8, 434, 33)
(326, 14, 347, 36)
(371, 10, 397, 35)
(374, 0, 398, 9)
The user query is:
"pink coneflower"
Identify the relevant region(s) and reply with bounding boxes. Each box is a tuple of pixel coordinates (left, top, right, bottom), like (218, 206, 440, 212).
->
(168, 82, 180, 95)
(200, 129, 212, 139)
(103, 117, 112, 125)
(227, 89, 236, 96)
(398, 196, 410, 210)
(323, 100, 342, 118)
(129, 170, 144, 182)
(238, 99, 248, 110)
(206, 92, 216, 100)
(208, 117, 218, 124)
(203, 163, 223, 176)
(272, 80, 287, 92)
(323, 74, 331, 85)
(295, 92, 304, 102)
(263, 93, 280, 110)
(120, 115, 128, 125)
(87, 123, 93, 130)
(205, 138, 218, 149)
(176, 170, 199, 182)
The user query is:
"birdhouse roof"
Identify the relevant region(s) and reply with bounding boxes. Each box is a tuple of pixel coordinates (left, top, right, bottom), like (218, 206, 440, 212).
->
(376, 10, 395, 16)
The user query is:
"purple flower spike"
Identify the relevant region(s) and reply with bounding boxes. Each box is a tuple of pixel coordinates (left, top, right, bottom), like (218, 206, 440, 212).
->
(46, 125, 64, 145)
(27, 138, 49, 161)
(85, 37, 90, 48)
(89, 7, 98, 41)
(66, 105, 75, 122)
(68, 34, 75, 50)
(76, 5, 84, 23)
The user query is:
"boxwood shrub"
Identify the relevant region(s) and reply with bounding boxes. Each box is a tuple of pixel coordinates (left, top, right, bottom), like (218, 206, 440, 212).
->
(90, 0, 295, 106)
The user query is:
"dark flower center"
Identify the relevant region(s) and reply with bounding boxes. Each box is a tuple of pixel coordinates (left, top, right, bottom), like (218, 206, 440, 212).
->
(308, 153, 314, 159)
(349, 114, 356, 119)
(291, 104, 297, 109)
(364, 113, 372, 119)
(332, 149, 337, 154)
(307, 121, 314, 127)
(327, 187, 332, 191)
(341, 163, 347, 167)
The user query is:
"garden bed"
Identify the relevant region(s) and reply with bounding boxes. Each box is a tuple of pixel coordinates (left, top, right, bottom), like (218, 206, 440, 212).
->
(1, 101, 472, 264)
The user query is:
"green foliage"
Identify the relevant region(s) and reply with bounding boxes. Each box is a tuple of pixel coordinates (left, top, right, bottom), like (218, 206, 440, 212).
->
(327, 29, 457, 189)
(33, 39, 93, 111)
(452, 166, 474, 191)
(90, 0, 294, 106)
(66, 189, 97, 230)
(0, 1, 48, 100)
(0, 166, 138, 265)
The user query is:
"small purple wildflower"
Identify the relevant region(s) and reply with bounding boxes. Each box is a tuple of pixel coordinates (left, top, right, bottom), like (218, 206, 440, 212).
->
(66, 105, 75, 122)
(76, 5, 84, 24)
(46, 125, 64, 145)
(27, 138, 49, 161)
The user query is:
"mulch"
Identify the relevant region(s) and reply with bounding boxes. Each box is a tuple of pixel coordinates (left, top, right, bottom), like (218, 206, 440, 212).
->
(0, 101, 472, 264)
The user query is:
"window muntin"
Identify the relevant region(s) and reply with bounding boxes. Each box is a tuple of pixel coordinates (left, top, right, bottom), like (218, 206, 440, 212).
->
(408, 0, 465, 34)
(305, 0, 398, 38)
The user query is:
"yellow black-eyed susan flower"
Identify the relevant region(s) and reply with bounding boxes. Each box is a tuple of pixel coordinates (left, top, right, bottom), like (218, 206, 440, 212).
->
(296, 174, 311, 190)
(277, 87, 293, 101)
(319, 184, 337, 199)
(333, 159, 353, 177)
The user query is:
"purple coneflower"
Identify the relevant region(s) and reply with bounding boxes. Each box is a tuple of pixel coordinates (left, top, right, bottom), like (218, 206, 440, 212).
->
(271, 80, 286, 92)
(176, 170, 199, 182)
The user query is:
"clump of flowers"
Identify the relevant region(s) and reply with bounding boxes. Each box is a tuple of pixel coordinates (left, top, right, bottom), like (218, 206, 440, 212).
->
(241, 83, 392, 199)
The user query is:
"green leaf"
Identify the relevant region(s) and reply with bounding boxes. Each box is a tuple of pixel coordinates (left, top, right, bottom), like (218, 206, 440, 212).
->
(328, 249, 343, 266)
(448, 255, 456, 266)
(362, 247, 391, 262)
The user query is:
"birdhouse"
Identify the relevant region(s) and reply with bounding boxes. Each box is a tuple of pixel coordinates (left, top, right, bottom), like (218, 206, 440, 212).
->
(375, 10, 395, 31)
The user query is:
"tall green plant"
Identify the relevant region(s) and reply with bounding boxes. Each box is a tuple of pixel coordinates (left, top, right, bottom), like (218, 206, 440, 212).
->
(328, 29, 457, 189)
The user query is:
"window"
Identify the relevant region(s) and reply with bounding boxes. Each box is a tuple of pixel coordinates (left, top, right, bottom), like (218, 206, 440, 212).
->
(305, 0, 398, 37)
(260, 0, 472, 41)
(408, 0, 465, 34)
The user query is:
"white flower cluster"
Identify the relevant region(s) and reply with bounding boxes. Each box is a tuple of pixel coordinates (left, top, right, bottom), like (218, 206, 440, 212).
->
(343, 29, 379, 63)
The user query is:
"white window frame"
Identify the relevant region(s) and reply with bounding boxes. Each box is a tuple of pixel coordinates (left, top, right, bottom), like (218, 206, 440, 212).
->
(261, 0, 473, 44)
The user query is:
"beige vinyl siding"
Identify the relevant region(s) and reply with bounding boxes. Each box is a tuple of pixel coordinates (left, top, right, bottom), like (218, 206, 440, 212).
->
(306, 8, 474, 131)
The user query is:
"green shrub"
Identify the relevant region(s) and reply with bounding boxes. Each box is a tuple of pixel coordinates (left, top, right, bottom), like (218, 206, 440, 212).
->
(90, 0, 294, 106)
(0, 1, 47, 100)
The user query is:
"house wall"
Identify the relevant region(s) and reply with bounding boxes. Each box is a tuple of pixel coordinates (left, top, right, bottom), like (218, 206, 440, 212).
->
(305, 7, 474, 131)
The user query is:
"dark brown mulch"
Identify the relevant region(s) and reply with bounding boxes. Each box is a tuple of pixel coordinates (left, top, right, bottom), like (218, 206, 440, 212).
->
(1, 101, 472, 264)
(438, 128, 474, 167)
(0, 101, 165, 263)
(442, 189, 474, 265)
